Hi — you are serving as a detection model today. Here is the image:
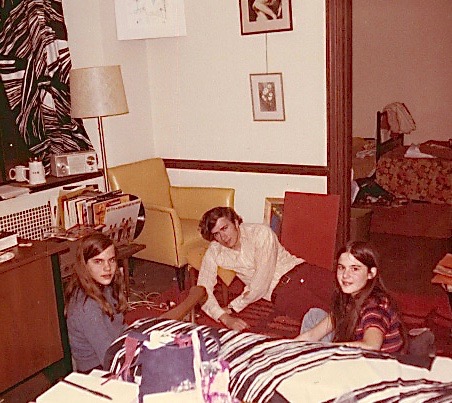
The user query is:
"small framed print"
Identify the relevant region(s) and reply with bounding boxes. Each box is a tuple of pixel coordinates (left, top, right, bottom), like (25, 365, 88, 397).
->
(114, 0, 187, 40)
(239, 0, 293, 36)
(263, 197, 284, 239)
(250, 73, 285, 121)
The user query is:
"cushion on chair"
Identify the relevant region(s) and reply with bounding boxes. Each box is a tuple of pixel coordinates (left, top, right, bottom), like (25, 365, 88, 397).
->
(180, 219, 203, 247)
(108, 158, 172, 208)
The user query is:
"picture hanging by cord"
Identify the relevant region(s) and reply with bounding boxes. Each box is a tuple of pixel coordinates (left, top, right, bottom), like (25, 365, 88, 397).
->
(239, 0, 293, 35)
(114, 0, 187, 40)
(250, 73, 285, 121)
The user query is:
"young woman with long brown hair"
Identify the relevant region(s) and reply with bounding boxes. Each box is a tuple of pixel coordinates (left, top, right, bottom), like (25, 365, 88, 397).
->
(65, 233, 128, 372)
(296, 241, 405, 353)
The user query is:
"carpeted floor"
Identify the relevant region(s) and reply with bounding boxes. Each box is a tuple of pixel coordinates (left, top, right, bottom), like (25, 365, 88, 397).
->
(127, 201, 452, 356)
(127, 258, 452, 357)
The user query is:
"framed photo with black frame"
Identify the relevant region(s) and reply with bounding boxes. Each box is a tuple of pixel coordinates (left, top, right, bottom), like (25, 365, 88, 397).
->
(250, 73, 285, 121)
(239, 0, 293, 35)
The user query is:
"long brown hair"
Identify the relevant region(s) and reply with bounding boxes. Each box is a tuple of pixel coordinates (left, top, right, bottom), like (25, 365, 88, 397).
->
(331, 241, 403, 343)
(65, 233, 128, 320)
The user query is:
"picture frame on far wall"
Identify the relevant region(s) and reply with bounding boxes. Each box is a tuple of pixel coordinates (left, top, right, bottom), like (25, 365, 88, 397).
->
(239, 0, 293, 35)
(114, 0, 187, 40)
(250, 73, 285, 121)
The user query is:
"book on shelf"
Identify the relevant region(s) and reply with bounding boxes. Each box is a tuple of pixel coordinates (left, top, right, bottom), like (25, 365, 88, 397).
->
(102, 198, 141, 245)
(0, 231, 18, 251)
(92, 194, 130, 226)
(55, 188, 141, 244)
(57, 186, 126, 230)
(57, 185, 101, 229)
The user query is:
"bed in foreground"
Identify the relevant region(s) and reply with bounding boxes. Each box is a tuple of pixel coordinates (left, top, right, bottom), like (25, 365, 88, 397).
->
(105, 318, 452, 403)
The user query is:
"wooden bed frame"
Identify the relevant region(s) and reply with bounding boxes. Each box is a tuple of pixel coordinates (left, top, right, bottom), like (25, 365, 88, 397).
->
(376, 110, 404, 161)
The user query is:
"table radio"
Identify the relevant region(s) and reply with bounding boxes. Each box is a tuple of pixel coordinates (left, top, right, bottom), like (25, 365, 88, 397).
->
(50, 151, 98, 177)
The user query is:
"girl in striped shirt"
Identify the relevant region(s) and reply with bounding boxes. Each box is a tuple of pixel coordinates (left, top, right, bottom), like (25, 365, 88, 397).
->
(296, 241, 405, 353)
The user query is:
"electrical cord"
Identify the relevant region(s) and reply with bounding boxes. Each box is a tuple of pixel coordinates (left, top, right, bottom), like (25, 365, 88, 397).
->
(127, 290, 176, 312)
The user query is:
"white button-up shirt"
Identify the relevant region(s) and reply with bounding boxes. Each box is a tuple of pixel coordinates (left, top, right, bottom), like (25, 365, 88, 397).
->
(197, 223, 304, 321)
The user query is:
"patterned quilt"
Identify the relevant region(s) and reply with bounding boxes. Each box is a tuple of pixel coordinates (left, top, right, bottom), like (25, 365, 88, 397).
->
(376, 145, 452, 204)
(105, 318, 452, 403)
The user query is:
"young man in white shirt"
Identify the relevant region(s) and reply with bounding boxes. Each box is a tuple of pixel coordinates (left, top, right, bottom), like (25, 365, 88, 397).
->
(197, 207, 335, 331)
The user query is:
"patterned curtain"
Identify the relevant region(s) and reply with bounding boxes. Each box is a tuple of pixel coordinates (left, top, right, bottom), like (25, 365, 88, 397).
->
(0, 0, 92, 171)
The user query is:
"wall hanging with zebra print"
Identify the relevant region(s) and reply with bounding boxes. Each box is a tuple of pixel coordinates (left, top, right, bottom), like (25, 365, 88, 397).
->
(0, 0, 93, 180)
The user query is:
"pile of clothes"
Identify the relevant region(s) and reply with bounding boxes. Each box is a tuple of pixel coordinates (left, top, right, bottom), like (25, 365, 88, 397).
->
(353, 177, 406, 207)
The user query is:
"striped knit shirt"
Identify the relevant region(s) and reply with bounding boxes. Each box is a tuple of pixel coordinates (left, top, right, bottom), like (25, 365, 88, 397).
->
(354, 295, 404, 353)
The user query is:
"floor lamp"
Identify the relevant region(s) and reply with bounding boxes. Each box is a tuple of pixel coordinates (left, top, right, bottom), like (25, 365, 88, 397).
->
(70, 65, 129, 192)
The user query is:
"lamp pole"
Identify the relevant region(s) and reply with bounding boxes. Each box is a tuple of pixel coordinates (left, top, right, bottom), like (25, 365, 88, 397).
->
(97, 116, 110, 192)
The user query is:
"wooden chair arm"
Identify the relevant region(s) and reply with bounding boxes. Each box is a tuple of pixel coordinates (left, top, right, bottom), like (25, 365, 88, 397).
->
(159, 286, 206, 321)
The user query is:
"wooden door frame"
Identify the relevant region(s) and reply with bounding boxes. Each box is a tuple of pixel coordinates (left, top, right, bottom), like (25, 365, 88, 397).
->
(326, 0, 352, 248)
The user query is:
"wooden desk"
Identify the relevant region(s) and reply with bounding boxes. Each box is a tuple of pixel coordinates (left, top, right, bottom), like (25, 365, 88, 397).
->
(0, 240, 71, 393)
(0, 239, 145, 394)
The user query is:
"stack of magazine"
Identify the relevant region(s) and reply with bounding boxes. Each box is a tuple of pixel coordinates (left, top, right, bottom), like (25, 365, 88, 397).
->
(56, 186, 141, 245)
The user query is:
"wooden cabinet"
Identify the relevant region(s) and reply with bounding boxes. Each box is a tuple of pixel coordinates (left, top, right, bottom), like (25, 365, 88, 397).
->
(0, 240, 70, 392)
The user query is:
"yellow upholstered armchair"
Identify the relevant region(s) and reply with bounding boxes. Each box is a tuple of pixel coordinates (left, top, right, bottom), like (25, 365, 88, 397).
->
(108, 158, 234, 288)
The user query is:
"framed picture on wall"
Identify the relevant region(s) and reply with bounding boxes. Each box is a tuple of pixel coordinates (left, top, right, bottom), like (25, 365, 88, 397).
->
(114, 0, 187, 40)
(239, 0, 293, 35)
(250, 73, 285, 121)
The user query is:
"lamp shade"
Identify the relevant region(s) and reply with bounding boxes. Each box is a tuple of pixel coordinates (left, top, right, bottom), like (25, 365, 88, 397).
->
(70, 65, 129, 118)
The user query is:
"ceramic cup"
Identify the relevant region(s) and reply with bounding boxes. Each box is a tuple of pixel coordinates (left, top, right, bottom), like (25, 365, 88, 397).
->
(28, 160, 46, 185)
(8, 165, 28, 182)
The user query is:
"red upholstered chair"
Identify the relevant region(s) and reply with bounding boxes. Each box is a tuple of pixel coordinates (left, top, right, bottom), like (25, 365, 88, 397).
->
(280, 191, 340, 271)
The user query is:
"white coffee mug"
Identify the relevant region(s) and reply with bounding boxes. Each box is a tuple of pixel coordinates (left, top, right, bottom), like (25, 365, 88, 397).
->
(9, 165, 28, 182)
(28, 160, 46, 185)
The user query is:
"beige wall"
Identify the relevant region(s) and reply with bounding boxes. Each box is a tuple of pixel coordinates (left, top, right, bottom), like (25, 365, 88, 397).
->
(63, 0, 328, 221)
(146, 1, 327, 166)
(353, 0, 452, 144)
(63, 0, 155, 167)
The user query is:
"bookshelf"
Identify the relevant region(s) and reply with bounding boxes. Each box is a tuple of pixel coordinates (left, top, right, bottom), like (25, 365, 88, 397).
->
(0, 174, 104, 241)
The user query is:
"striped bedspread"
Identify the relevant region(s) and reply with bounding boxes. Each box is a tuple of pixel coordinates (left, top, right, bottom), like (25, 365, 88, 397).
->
(105, 318, 452, 403)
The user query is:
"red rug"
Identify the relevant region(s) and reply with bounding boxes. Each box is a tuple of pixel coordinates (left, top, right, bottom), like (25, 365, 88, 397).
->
(126, 278, 452, 357)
